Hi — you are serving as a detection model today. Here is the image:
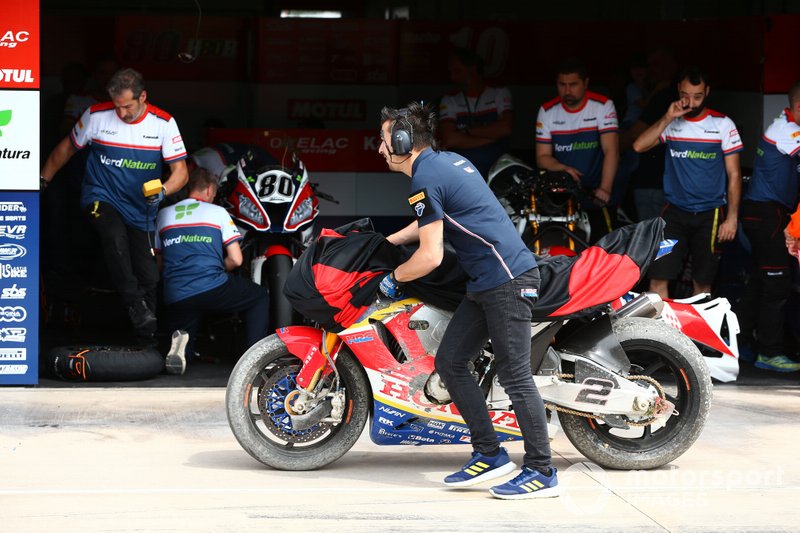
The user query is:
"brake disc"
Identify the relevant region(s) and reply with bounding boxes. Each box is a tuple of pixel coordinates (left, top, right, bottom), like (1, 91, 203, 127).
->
(256, 363, 331, 443)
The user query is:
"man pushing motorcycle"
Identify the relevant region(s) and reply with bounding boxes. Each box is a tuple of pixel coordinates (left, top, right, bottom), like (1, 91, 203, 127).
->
(377, 102, 559, 499)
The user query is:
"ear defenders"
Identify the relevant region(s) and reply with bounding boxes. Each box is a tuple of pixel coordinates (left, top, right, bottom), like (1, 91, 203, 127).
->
(390, 108, 414, 156)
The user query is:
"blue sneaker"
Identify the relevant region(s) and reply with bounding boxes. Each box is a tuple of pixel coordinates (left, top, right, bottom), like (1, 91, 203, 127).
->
(754, 354, 800, 373)
(443, 447, 516, 487)
(489, 466, 560, 500)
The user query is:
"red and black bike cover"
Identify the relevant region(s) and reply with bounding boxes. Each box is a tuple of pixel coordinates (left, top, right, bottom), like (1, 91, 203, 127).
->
(284, 217, 665, 330)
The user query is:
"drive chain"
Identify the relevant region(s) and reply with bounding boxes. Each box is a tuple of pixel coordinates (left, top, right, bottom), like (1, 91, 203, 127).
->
(544, 373, 667, 427)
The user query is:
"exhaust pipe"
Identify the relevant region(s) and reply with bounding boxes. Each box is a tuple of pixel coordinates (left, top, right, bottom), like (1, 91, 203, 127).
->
(610, 292, 664, 320)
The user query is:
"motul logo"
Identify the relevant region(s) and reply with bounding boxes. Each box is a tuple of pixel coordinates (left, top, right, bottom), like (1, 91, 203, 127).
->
(0, 31, 29, 48)
(0, 69, 34, 83)
(288, 100, 365, 122)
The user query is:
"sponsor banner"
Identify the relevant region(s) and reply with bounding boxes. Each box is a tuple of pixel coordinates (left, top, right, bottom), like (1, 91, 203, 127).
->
(287, 99, 366, 122)
(0, 364, 28, 374)
(0, 90, 39, 191)
(207, 128, 388, 172)
(0, 347, 25, 360)
(114, 15, 247, 81)
(0, 191, 38, 385)
(0, 0, 39, 89)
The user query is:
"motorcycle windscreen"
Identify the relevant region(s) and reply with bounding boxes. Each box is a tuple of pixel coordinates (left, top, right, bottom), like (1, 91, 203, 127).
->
(284, 218, 467, 332)
(533, 217, 666, 320)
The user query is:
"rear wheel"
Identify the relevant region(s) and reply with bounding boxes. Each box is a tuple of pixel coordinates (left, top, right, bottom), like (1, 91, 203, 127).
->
(225, 334, 370, 470)
(558, 317, 712, 470)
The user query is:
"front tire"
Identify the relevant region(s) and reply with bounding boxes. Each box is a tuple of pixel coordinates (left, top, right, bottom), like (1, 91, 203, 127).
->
(225, 334, 370, 470)
(264, 253, 296, 330)
(558, 317, 712, 470)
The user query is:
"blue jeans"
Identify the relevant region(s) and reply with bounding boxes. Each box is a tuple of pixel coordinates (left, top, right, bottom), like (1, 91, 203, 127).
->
(166, 276, 269, 355)
(435, 268, 552, 470)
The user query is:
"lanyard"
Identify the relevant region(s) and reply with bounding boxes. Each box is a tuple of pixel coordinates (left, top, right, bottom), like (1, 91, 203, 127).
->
(462, 90, 484, 124)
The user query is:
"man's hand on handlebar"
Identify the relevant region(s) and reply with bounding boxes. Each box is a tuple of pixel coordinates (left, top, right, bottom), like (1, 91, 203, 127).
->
(563, 166, 583, 183)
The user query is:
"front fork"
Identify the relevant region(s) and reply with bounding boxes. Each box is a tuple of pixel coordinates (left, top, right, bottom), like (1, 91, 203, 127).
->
(276, 327, 345, 429)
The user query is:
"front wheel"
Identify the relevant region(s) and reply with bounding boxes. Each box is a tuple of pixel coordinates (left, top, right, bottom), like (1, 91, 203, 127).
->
(558, 317, 712, 470)
(225, 334, 370, 470)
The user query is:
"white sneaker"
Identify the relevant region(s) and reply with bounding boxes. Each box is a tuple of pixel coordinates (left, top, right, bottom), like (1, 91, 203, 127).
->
(166, 330, 189, 375)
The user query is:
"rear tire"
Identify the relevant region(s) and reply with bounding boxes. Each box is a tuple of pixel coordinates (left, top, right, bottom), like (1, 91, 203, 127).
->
(225, 334, 370, 470)
(558, 317, 712, 470)
(45, 345, 164, 382)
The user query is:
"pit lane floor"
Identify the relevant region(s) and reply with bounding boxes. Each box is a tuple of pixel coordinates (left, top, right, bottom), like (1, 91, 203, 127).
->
(1, 383, 798, 532)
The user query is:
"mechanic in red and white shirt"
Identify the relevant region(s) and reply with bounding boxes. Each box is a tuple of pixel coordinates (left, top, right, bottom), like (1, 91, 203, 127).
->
(634, 66, 743, 300)
(438, 48, 513, 178)
(739, 80, 800, 372)
(41, 68, 188, 339)
(536, 58, 620, 241)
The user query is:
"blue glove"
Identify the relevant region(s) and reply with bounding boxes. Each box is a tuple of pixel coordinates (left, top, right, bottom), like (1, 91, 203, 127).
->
(146, 186, 166, 206)
(379, 272, 403, 299)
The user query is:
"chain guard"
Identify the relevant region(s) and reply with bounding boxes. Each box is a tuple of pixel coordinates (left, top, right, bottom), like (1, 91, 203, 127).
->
(545, 373, 675, 427)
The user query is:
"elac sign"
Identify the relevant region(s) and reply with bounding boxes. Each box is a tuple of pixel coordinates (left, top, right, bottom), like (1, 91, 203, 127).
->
(0, 0, 39, 90)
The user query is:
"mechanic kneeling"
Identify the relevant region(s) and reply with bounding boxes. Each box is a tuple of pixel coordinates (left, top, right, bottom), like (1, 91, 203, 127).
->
(155, 167, 269, 375)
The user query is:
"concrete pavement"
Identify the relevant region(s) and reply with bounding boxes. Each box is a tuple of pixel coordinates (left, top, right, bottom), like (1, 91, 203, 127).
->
(1, 384, 799, 532)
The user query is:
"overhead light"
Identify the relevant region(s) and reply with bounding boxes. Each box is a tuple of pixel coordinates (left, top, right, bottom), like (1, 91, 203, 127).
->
(280, 10, 342, 18)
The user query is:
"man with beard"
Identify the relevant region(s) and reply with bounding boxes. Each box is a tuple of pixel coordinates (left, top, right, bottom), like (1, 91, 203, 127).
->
(438, 48, 513, 177)
(41, 68, 188, 340)
(536, 58, 620, 242)
(377, 102, 558, 500)
(633, 67, 743, 299)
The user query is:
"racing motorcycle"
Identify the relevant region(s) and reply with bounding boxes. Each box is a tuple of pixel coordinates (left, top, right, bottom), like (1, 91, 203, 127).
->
(226, 220, 713, 472)
(217, 152, 337, 330)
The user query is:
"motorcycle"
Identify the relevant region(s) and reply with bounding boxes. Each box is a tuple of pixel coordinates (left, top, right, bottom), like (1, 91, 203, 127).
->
(487, 154, 591, 255)
(225, 221, 713, 472)
(217, 151, 337, 330)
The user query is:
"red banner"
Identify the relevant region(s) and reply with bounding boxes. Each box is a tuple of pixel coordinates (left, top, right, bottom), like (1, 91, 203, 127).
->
(0, 0, 40, 89)
(206, 128, 388, 172)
